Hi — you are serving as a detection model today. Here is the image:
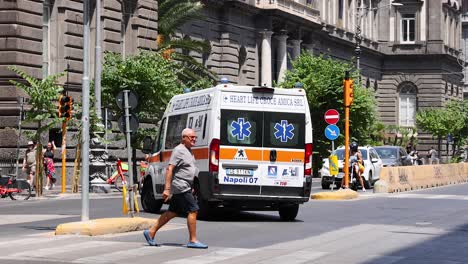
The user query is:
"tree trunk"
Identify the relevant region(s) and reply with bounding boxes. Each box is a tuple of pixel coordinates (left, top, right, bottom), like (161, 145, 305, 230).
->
(72, 143, 82, 193)
(35, 142, 43, 197)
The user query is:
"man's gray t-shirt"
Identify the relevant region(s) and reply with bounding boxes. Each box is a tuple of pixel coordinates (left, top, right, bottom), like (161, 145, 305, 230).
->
(169, 143, 198, 194)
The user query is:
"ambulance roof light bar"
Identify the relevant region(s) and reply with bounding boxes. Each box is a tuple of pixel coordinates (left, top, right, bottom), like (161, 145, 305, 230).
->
(220, 77, 229, 84)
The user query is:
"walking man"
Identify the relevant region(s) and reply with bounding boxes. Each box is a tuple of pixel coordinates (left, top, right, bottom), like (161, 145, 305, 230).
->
(22, 141, 37, 186)
(143, 128, 208, 249)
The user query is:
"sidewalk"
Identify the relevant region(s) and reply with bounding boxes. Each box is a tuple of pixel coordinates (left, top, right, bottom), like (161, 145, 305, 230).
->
(31, 185, 124, 200)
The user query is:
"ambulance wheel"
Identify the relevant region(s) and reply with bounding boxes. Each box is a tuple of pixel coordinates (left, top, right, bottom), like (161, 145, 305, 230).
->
(321, 182, 330, 189)
(193, 181, 212, 220)
(278, 204, 299, 221)
(141, 179, 163, 213)
(197, 199, 212, 220)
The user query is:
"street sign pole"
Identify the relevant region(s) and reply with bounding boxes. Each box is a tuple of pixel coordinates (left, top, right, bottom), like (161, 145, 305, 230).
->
(123, 90, 135, 217)
(331, 140, 335, 191)
(104, 107, 109, 178)
(81, 0, 90, 222)
(343, 106, 350, 188)
(61, 120, 67, 193)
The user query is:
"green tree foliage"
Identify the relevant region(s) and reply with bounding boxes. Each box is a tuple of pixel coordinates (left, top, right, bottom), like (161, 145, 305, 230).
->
(280, 53, 381, 158)
(8, 66, 65, 196)
(102, 51, 181, 121)
(416, 99, 468, 156)
(156, 0, 217, 85)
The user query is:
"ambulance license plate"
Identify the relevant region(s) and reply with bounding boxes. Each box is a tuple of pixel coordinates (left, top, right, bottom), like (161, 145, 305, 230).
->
(226, 168, 254, 176)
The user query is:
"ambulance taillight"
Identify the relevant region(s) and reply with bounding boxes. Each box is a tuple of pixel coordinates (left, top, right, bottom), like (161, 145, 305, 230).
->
(209, 139, 220, 173)
(304, 143, 313, 176)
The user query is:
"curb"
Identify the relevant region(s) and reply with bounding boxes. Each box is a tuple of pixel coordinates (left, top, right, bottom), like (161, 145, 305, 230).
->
(33, 191, 123, 200)
(311, 189, 359, 200)
(55, 217, 155, 236)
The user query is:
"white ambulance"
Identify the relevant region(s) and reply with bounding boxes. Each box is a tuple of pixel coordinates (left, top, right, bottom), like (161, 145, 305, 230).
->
(141, 82, 313, 221)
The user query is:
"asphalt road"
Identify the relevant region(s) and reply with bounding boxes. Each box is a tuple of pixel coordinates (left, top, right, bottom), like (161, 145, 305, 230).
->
(1, 179, 468, 263)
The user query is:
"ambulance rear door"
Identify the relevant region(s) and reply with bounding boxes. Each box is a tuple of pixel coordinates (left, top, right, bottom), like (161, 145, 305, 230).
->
(218, 88, 307, 198)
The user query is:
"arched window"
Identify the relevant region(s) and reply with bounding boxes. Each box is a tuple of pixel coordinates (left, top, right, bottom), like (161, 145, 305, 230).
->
(399, 82, 417, 127)
(238, 45, 247, 73)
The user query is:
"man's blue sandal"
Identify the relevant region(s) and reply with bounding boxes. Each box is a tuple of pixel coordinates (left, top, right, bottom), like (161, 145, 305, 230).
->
(143, 230, 158, 246)
(187, 241, 208, 249)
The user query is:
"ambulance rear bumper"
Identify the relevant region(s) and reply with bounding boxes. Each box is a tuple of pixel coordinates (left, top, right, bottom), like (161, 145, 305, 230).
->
(212, 193, 309, 203)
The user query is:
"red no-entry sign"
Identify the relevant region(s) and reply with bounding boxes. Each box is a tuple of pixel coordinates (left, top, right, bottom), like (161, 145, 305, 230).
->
(324, 109, 340, 125)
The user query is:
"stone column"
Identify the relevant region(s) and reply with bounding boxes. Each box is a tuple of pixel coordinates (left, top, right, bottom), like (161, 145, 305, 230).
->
(275, 33, 288, 83)
(290, 39, 302, 59)
(303, 43, 314, 56)
(260, 30, 273, 87)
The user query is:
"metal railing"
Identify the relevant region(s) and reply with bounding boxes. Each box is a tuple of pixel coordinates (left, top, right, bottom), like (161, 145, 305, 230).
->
(0, 156, 16, 176)
(234, 0, 319, 15)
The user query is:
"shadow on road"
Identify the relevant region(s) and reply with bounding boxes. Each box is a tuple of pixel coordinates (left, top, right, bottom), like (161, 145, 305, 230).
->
(151, 208, 304, 223)
(20, 225, 56, 231)
(361, 223, 468, 264)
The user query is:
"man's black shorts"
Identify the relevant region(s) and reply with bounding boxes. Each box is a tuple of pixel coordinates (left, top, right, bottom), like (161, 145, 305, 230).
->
(168, 191, 199, 215)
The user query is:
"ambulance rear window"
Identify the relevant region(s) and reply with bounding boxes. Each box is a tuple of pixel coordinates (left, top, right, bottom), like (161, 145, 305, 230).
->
(221, 110, 261, 147)
(264, 112, 305, 148)
(165, 114, 188, 149)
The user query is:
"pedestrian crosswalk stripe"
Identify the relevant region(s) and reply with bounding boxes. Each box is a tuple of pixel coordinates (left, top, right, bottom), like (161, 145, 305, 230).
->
(73, 246, 173, 264)
(0, 235, 68, 248)
(0, 223, 450, 264)
(0, 214, 79, 226)
(422, 194, 457, 199)
(8, 241, 117, 259)
(163, 248, 258, 264)
(255, 250, 327, 264)
(389, 193, 468, 200)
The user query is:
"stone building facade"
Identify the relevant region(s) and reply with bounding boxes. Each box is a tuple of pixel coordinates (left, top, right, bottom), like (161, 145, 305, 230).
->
(0, 0, 464, 163)
(461, 0, 468, 98)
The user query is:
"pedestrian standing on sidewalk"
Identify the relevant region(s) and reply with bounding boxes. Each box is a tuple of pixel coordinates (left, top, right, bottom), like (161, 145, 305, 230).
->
(43, 141, 57, 190)
(22, 141, 37, 186)
(428, 146, 438, 164)
(143, 128, 208, 249)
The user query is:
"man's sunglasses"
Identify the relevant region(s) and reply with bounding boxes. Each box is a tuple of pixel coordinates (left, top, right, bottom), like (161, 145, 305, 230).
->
(184, 135, 197, 140)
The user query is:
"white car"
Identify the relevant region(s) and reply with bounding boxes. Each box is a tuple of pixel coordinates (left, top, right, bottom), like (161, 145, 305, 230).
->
(320, 146, 383, 189)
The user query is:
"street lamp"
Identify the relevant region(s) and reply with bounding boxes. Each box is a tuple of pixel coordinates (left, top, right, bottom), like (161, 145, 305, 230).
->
(355, 0, 403, 71)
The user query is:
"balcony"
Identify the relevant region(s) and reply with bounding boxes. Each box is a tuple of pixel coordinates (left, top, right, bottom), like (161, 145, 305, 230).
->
(233, 0, 320, 23)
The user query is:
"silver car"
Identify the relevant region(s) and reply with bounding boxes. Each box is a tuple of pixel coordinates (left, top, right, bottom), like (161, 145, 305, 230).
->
(374, 146, 413, 167)
(320, 146, 383, 189)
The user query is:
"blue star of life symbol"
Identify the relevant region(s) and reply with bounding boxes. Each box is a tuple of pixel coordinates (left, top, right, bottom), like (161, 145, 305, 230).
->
(274, 120, 295, 142)
(231, 118, 252, 140)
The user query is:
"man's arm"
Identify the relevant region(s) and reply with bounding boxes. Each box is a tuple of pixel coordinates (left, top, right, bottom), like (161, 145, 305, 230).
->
(163, 164, 176, 202)
(22, 153, 26, 170)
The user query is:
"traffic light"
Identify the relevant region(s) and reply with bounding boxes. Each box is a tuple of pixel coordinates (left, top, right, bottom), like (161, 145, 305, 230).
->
(343, 77, 354, 107)
(58, 95, 73, 120)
